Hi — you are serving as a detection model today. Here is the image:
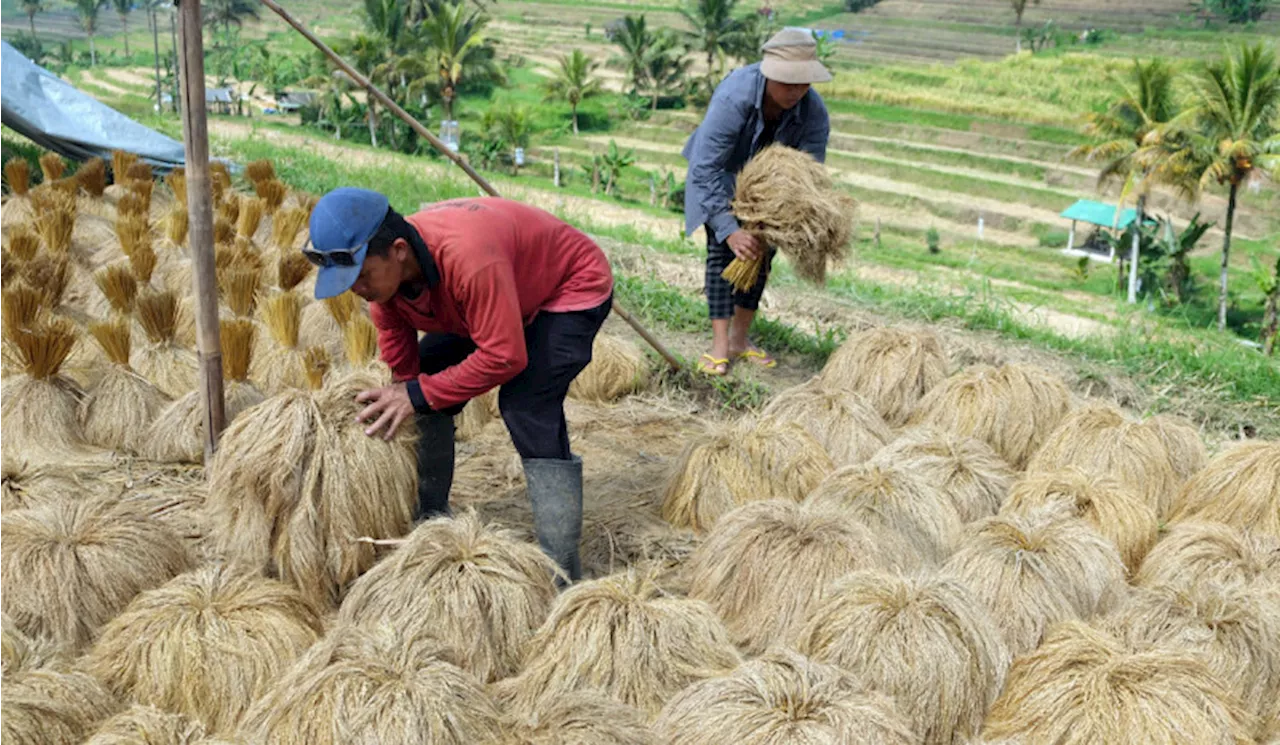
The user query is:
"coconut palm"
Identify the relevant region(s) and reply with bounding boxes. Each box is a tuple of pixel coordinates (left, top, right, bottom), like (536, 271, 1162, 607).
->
(73, 0, 105, 66)
(416, 0, 502, 121)
(112, 0, 132, 56)
(203, 0, 259, 36)
(679, 0, 752, 91)
(612, 14, 655, 95)
(1071, 58, 1178, 303)
(1011, 0, 1040, 53)
(644, 29, 692, 111)
(1139, 42, 1280, 332)
(544, 50, 601, 135)
(484, 103, 531, 174)
(23, 0, 43, 37)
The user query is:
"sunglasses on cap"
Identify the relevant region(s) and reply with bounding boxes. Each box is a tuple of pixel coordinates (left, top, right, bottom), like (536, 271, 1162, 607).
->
(302, 242, 361, 268)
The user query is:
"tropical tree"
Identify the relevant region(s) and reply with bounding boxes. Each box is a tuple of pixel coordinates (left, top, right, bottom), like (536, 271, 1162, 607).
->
(484, 103, 531, 174)
(600, 139, 636, 196)
(1011, 0, 1040, 53)
(1071, 58, 1178, 304)
(1139, 42, 1280, 332)
(73, 0, 105, 66)
(203, 0, 259, 36)
(679, 0, 752, 91)
(544, 50, 601, 135)
(145, 0, 164, 110)
(112, 0, 132, 56)
(1256, 255, 1279, 354)
(612, 14, 655, 96)
(644, 29, 692, 111)
(416, 0, 502, 121)
(22, 0, 43, 37)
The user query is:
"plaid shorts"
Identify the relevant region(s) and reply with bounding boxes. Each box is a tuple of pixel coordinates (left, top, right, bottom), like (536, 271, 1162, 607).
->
(704, 233, 775, 320)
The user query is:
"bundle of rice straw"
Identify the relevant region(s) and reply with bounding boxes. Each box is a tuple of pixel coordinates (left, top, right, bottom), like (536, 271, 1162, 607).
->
(568, 333, 649, 403)
(759, 378, 892, 466)
(276, 252, 313, 293)
(163, 206, 188, 249)
(2, 613, 64, 676)
(941, 508, 1127, 656)
(1170, 440, 1280, 540)
(6, 225, 40, 261)
(685, 499, 913, 654)
(144, 319, 264, 463)
(110, 150, 138, 181)
(94, 264, 139, 315)
(164, 169, 186, 205)
(820, 326, 947, 426)
(76, 158, 107, 198)
(337, 512, 558, 683)
(220, 268, 260, 318)
(870, 426, 1014, 523)
(2, 284, 45, 339)
(89, 564, 322, 736)
(5, 157, 32, 197)
(245, 159, 276, 185)
(208, 366, 418, 609)
(298, 291, 358, 360)
(116, 189, 149, 218)
(0, 316, 84, 461)
(1102, 582, 1280, 725)
(80, 318, 170, 453)
(981, 620, 1255, 744)
(39, 152, 65, 182)
(1148, 413, 1209, 481)
(131, 291, 198, 396)
(494, 566, 741, 718)
(35, 201, 75, 254)
(495, 691, 654, 745)
(909, 363, 1072, 469)
(250, 291, 311, 392)
(654, 649, 916, 745)
(805, 461, 964, 565)
(2, 663, 119, 745)
(1, 496, 192, 649)
(240, 622, 503, 744)
(1002, 467, 1157, 573)
(795, 570, 1010, 745)
(661, 416, 834, 532)
(256, 179, 288, 214)
(17, 253, 71, 307)
(84, 705, 208, 745)
(216, 194, 240, 226)
(341, 313, 379, 368)
(237, 196, 265, 239)
(270, 207, 309, 253)
(1026, 405, 1197, 519)
(724, 144, 855, 290)
(1134, 519, 1280, 591)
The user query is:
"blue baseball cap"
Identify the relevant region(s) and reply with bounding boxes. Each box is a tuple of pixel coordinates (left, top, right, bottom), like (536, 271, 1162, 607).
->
(307, 187, 390, 299)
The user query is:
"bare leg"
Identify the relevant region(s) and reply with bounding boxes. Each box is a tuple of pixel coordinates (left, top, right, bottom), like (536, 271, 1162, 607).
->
(701, 317, 732, 374)
(727, 306, 755, 356)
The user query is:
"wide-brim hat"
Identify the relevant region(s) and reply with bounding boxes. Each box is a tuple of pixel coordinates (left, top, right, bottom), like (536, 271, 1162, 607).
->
(760, 28, 833, 85)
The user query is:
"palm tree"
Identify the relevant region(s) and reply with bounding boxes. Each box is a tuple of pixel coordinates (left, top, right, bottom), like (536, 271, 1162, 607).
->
(485, 103, 531, 174)
(112, 0, 132, 56)
(203, 0, 259, 36)
(23, 0, 43, 37)
(612, 14, 654, 96)
(1139, 42, 1280, 332)
(344, 33, 389, 147)
(417, 0, 501, 121)
(679, 0, 751, 91)
(73, 0, 105, 65)
(644, 29, 691, 111)
(1011, 0, 1040, 53)
(1071, 58, 1178, 304)
(600, 139, 635, 197)
(544, 50, 601, 135)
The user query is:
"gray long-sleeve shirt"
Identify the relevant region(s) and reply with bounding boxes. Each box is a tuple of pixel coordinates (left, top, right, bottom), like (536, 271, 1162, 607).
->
(681, 62, 830, 241)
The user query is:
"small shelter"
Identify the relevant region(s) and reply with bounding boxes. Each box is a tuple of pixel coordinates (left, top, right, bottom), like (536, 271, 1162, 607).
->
(1060, 199, 1138, 260)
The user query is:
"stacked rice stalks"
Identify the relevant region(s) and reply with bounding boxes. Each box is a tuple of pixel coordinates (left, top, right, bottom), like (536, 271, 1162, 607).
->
(80, 318, 170, 454)
(131, 290, 197, 397)
(0, 315, 85, 462)
(723, 144, 855, 291)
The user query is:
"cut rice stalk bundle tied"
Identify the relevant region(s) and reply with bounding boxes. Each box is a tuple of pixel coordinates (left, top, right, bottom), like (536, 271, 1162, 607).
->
(497, 691, 654, 745)
(251, 291, 310, 392)
(662, 416, 834, 533)
(270, 207, 309, 252)
(94, 264, 139, 315)
(7, 226, 40, 261)
(495, 566, 742, 718)
(1102, 582, 1280, 723)
(726, 144, 856, 289)
(795, 571, 1011, 745)
(1002, 467, 1157, 573)
(1, 496, 193, 650)
(18, 253, 71, 307)
(1134, 520, 1280, 592)
(165, 169, 186, 205)
(0, 316, 85, 461)
(82, 318, 170, 453)
(116, 213, 150, 257)
(216, 194, 240, 226)
(342, 314, 379, 367)
(245, 159, 275, 185)
(806, 461, 964, 566)
(941, 508, 1127, 656)
(76, 158, 107, 198)
(1, 666, 120, 745)
(870, 426, 1015, 523)
(125, 162, 152, 183)
(568, 333, 650, 403)
(820, 326, 948, 427)
(276, 252, 313, 291)
(132, 290, 198, 397)
(89, 565, 322, 736)
(323, 291, 359, 326)
(241, 622, 503, 745)
(83, 705, 208, 745)
(116, 189, 149, 218)
(1170, 440, 1280, 541)
(2, 285, 46, 338)
(39, 152, 66, 182)
(164, 207, 188, 248)
(238, 197, 265, 239)
(338, 512, 559, 683)
(36, 206, 75, 255)
(760, 378, 891, 466)
(213, 218, 235, 245)
(5, 158, 32, 196)
(256, 179, 288, 213)
(654, 649, 917, 745)
(2, 612, 67, 676)
(221, 268, 261, 318)
(1026, 405, 1198, 519)
(127, 243, 157, 284)
(982, 620, 1256, 745)
(111, 150, 138, 183)
(686, 499, 915, 655)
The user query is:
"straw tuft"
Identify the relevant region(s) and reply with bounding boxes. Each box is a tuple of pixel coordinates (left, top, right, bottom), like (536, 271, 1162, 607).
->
(83, 319, 170, 453)
(2, 285, 45, 338)
(687, 499, 914, 654)
(164, 207, 188, 247)
(213, 218, 234, 245)
(111, 150, 138, 183)
(35, 206, 75, 254)
(342, 314, 379, 366)
(133, 291, 198, 397)
(497, 691, 654, 745)
(1170, 440, 1280, 540)
(237, 197, 265, 239)
(821, 326, 947, 426)
(322, 291, 358, 327)
(1134, 519, 1280, 591)
(95, 264, 139, 314)
(5, 158, 31, 196)
(2, 665, 119, 745)
(165, 169, 186, 205)
(7, 225, 40, 261)
(221, 319, 256, 381)
(39, 152, 66, 182)
(18, 253, 70, 306)
(216, 194, 240, 226)
(83, 705, 207, 745)
(125, 162, 152, 182)
(276, 252, 313, 291)
(245, 159, 275, 184)
(655, 649, 916, 745)
(256, 179, 287, 213)
(135, 290, 179, 345)
(0, 316, 83, 459)
(569, 333, 650, 403)
(795, 570, 1011, 745)
(116, 189, 148, 217)
(270, 207, 308, 251)
(871, 426, 1014, 523)
(77, 158, 107, 197)
(761, 378, 892, 466)
(221, 268, 260, 318)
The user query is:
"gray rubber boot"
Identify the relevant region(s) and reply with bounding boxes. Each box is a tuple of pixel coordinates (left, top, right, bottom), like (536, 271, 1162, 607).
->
(415, 410, 455, 521)
(523, 454, 584, 582)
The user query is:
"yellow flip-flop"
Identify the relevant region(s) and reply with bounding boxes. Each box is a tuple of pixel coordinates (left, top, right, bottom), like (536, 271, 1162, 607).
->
(698, 354, 730, 376)
(736, 346, 777, 369)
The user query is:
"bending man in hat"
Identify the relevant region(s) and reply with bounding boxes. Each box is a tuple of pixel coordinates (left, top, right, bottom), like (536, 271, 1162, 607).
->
(304, 189, 614, 581)
(683, 28, 831, 376)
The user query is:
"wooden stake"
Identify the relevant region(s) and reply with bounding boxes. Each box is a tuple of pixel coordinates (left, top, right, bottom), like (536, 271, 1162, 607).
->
(176, 0, 226, 461)
(256, 0, 682, 371)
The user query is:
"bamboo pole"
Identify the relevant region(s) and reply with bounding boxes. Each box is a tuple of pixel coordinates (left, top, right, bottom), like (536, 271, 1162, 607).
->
(175, 0, 226, 461)
(256, 0, 683, 372)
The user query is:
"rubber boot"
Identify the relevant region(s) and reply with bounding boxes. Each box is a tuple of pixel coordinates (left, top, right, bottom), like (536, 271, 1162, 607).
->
(415, 410, 456, 521)
(523, 454, 584, 583)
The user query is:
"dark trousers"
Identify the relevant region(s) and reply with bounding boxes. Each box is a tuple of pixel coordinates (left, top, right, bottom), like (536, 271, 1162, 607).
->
(705, 232, 775, 320)
(419, 295, 611, 459)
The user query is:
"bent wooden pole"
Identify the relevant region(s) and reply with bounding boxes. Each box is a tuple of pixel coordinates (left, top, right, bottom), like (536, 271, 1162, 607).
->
(257, 0, 683, 371)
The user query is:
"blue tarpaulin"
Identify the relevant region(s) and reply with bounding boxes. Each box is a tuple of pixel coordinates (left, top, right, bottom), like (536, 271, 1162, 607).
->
(1, 41, 185, 171)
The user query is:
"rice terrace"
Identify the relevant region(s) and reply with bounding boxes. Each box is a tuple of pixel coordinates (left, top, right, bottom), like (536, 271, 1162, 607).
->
(1, 0, 1279, 739)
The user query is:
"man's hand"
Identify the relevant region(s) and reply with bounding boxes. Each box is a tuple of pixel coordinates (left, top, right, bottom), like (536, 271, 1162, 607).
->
(726, 230, 762, 262)
(355, 383, 415, 440)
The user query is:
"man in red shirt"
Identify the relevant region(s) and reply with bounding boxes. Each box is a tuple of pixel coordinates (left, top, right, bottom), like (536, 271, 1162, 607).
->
(304, 188, 614, 580)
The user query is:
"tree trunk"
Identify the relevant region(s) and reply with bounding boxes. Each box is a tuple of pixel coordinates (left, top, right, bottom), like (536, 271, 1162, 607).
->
(28, 13, 36, 37)
(170, 11, 179, 113)
(571, 105, 579, 135)
(1014, 10, 1023, 53)
(591, 163, 600, 194)
(554, 148, 560, 187)
(368, 98, 379, 148)
(1127, 196, 1143, 304)
(1262, 256, 1279, 355)
(151, 6, 162, 113)
(89, 31, 96, 66)
(1218, 181, 1237, 332)
(651, 89, 659, 111)
(121, 13, 130, 56)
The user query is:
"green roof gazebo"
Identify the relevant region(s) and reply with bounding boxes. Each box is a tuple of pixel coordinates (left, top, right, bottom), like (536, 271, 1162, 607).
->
(1060, 199, 1139, 260)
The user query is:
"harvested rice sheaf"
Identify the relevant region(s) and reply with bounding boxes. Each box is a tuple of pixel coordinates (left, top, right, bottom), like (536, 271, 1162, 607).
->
(5, 157, 32, 196)
(6, 225, 40, 261)
(76, 158, 107, 198)
(132, 290, 198, 397)
(760, 378, 892, 466)
(81, 318, 170, 453)
(83, 705, 207, 745)
(820, 326, 947, 426)
(1134, 519, 1280, 592)
(1, 665, 119, 745)
(251, 291, 310, 392)
(568, 333, 650, 403)
(870, 426, 1015, 523)
(1170, 440, 1280, 541)
(0, 316, 84, 460)
(496, 691, 654, 745)
(39, 152, 66, 182)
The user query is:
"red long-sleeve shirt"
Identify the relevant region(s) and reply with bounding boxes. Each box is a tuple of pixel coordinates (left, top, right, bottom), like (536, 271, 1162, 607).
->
(369, 198, 614, 411)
